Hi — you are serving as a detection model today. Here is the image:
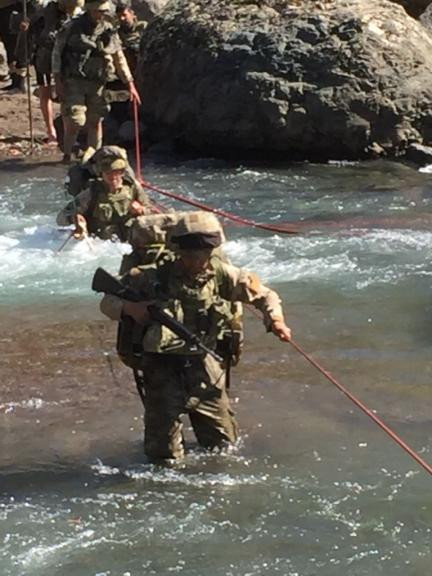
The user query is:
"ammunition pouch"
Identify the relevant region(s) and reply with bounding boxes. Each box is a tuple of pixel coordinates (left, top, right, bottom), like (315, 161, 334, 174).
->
(116, 315, 146, 369)
(216, 330, 243, 366)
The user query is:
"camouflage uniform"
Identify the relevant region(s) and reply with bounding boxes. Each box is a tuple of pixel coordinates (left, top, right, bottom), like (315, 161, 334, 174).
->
(119, 212, 175, 274)
(118, 19, 146, 76)
(52, 11, 133, 129)
(32, 0, 82, 86)
(100, 213, 285, 460)
(57, 175, 151, 241)
(65, 145, 140, 198)
(0, 0, 42, 90)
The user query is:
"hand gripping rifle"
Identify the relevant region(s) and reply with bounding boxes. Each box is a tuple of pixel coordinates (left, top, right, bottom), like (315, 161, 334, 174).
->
(91, 267, 223, 362)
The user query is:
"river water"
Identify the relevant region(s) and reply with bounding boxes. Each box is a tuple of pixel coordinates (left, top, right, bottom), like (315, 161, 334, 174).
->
(0, 157, 431, 575)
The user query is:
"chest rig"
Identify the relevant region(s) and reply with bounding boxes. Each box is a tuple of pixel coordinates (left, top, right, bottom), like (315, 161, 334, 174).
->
(88, 182, 135, 241)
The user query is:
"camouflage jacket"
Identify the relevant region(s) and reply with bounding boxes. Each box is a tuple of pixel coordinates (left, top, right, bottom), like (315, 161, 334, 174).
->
(57, 178, 151, 241)
(100, 257, 285, 356)
(53, 12, 132, 84)
(118, 19, 146, 73)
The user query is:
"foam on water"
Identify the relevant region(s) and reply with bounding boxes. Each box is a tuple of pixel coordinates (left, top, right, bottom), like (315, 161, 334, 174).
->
(1, 224, 429, 303)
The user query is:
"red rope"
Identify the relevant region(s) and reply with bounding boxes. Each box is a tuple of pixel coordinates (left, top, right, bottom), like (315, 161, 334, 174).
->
(289, 338, 432, 476)
(131, 110, 430, 475)
(132, 98, 297, 233)
(133, 99, 142, 181)
(141, 180, 299, 235)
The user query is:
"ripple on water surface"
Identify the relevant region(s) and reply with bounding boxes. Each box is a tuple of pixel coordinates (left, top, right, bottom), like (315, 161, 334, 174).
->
(1, 451, 431, 576)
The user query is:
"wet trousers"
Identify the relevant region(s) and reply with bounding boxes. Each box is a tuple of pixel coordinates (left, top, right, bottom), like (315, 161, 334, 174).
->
(135, 353, 238, 460)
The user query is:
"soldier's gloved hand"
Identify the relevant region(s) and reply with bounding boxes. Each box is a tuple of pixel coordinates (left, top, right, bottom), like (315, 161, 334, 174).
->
(271, 319, 292, 342)
(122, 301, 151, 325)
(73, 214, 88, 240)
(129, 200, 146, 216)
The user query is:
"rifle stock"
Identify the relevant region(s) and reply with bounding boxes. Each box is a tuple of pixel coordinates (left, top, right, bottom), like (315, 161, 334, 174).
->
(92, 268, 223, 362)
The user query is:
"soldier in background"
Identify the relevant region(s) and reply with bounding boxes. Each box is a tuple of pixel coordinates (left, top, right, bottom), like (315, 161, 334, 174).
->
(0, 0, 40, 93)
(115, 0, 146, 75)
(104, 0, 146, 130)
(99, 212, 292, 461)
(32, 0, 83, 143)
(57, 154, 153, 241)
(52, 0, 141, 162)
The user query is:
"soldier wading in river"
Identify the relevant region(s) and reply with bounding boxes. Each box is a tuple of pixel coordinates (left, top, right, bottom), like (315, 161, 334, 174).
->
(99, 212, 292, 461)
(57, 154, 152, 241)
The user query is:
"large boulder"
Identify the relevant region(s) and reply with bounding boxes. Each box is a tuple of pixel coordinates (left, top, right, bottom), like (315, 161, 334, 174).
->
(132, 0, 170, 22)
(391, 0, 432, 18)
(138, 0, 432, 160)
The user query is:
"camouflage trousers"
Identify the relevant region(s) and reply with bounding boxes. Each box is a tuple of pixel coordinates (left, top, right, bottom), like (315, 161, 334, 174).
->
(63, 78, 109, 127)
(135, 353, 239, 460)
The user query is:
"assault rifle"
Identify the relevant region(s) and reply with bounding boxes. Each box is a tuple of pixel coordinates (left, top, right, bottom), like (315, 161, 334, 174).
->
(92, 267, 223, 362)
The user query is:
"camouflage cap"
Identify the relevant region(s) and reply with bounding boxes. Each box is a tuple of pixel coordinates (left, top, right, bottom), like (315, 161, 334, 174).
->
(99, 157, 127, 172)
(170, 212, 225, 250)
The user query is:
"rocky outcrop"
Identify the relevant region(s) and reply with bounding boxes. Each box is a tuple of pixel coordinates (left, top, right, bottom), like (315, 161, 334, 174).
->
(138, 0, 432, 160)
(132, 0, 170, 22)
(391, 0, 432, 18)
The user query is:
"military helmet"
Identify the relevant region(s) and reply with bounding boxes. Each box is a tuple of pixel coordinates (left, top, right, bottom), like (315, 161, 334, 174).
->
(170, 212, 224, 250)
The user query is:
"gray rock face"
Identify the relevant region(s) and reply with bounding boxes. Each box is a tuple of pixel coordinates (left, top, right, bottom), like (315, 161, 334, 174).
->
(132, 0, 170, 22)
(138, 0, 432, 159)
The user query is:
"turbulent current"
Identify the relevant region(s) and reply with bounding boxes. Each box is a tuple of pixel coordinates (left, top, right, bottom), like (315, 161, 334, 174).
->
(0, 157, 431, 576)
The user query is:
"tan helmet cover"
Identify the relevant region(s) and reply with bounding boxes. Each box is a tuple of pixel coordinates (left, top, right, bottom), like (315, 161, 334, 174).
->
(170, 211, 225, 241)
(130, 211, 225, 247)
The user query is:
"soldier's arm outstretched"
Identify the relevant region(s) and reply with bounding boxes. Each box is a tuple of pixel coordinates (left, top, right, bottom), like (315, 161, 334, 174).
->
(219, 263, 292, 342)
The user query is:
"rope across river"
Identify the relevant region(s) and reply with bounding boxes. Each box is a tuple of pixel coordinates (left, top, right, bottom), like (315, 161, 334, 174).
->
(132, 100, 432, 477)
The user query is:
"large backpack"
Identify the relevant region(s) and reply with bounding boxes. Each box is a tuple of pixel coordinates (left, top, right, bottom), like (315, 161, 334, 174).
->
(64, 146, 138, 198)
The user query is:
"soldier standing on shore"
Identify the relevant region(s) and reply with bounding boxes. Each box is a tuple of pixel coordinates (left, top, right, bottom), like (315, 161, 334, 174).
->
(52, 0, 141, 162)
(116, 0, 146, 75)
(32, 0, 83, 144)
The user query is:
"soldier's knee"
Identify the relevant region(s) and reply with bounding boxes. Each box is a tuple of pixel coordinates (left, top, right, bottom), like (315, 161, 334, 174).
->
(64, 104, 87, 128)
(87, 105, 109, 126)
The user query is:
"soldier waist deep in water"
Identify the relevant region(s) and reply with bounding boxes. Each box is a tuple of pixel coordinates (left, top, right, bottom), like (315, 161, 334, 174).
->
(98, 211, 292, 461)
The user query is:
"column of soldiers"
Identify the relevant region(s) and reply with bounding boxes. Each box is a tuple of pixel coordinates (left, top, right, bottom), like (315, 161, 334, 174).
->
(1, 0, 147, 160)
(37, 0, 291, 463)
(55, 142, 292, 463)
